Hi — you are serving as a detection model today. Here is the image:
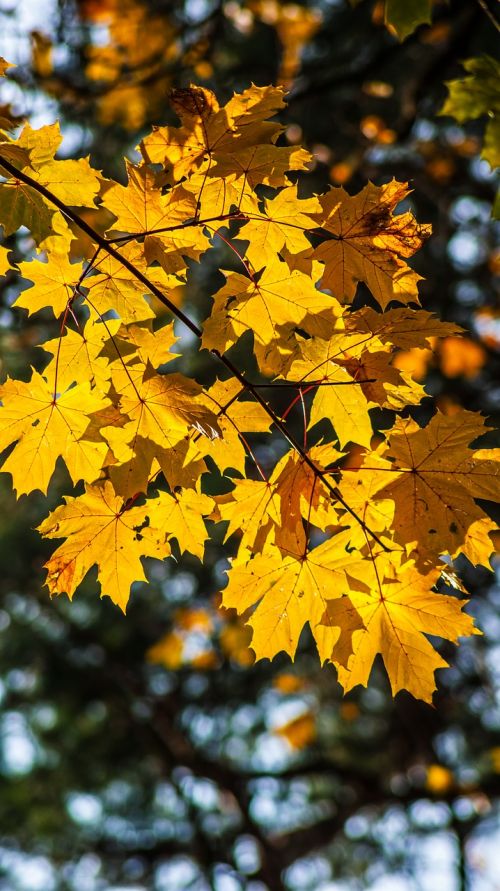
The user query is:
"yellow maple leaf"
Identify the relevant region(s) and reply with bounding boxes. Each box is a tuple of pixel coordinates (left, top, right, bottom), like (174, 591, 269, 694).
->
(211, 143, 311, 189)
(17, 122, 62, 166)
(337, 471, 395, 549)
(285, 334, 373, 448)
(105, 429, 208, 500)
(113, 321, 179, 369)
(140, 83, 286, 183)
(100, 430, 156, 500)
(39, 481, 170, 611)
(153, 488, 214, 560)
(269, 446, 340, 553)
(455, 517, 499, 568)
(0, 125, 83, 242)
(221, 529, 362, 661)
(202, 260, 338, 352)
(0, 178, 56, 243)
(219, 444, 339, 556)
(0, 371, 110, 495)
(273, 455, 315, 555)
(113, 362, 221, 448)
(224, 83, 287, 132)
(339, 349, 425, 409)
(14, 124, 102, 207)
(140, 87, 230, 182)
(143, 204, 210, 274)
(182, 170, 241, 219)
(219, 478, 281, 554)
(326, 553, 478, 703)
(239, 184, 320, 266)
(30, 158, 102, 208)
(100, 361, 219, 498)
(312, 180, 431, 307)
(369, 410, 500, 567)
(346, 306, 461, 350)
(103, 162, 193, 234)
(15, 250, 82, 317)
(40, 314, 120, 391)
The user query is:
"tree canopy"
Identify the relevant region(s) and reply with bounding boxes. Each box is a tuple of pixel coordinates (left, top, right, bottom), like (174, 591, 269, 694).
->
(0, 2, 499, 890)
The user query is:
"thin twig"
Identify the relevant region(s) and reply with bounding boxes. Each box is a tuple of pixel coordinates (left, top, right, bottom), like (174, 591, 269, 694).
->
(252, 379, 376, 388)
(475, 0, 500, 32)
(107, 211, 245, 244)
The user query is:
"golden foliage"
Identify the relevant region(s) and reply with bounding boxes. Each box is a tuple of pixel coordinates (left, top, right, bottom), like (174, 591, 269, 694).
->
(0, 67, 497, 703)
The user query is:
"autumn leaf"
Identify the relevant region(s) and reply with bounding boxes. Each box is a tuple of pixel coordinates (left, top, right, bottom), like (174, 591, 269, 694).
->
(85, 244, 159, 323)
(219, 478, 281, 555)
(140, 86, 231, 181)
(17, 122, 63, 166)
(312, 180, 430, 307)
(15, 122, 102, 206)
(269, 446, 340, 552)
(112, 362, 221, 447)
(239, 185, 321, 265)
(15, 249, 82, 317)
(140, 83, 286, 182)
(221, 529, 361, 662)
(0, 371, 110, 495)
(284, 333, 373, 448)
(39, 481, 170, 611)
(202, 260, 339, 352)
(153, 488, 214, 560)
(0, 178, 56, 243)
(103, 163, 199, 248)
(30, 158, 102, 207)
(109, 320, 179, 370)
(325, 552, 478, 702)
(345, 307, 461, 350)
(210, 142, 311, 189)
(368, 411, 500, 567)
(336, 470, 395, 549)
(40, 314, 120, 391)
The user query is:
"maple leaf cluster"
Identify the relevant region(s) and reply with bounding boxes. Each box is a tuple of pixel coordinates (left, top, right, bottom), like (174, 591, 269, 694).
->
(0, 59, 498, 702)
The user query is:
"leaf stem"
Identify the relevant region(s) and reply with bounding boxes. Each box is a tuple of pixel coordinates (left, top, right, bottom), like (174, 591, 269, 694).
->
(252, 379, 376, 388)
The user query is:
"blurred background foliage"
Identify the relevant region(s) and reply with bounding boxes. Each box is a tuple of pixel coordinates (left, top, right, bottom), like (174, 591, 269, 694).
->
(0, 1, 499, 889)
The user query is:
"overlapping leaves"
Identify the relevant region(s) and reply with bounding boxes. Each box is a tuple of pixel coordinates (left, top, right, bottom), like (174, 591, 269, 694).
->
(0, 66, 498, 702)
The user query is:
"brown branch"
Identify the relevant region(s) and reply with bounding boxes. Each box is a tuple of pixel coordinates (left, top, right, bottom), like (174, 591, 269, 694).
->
(475, 0, 500, 32)
(107, 211, 245, 244)
(252, 379, 376, 388)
